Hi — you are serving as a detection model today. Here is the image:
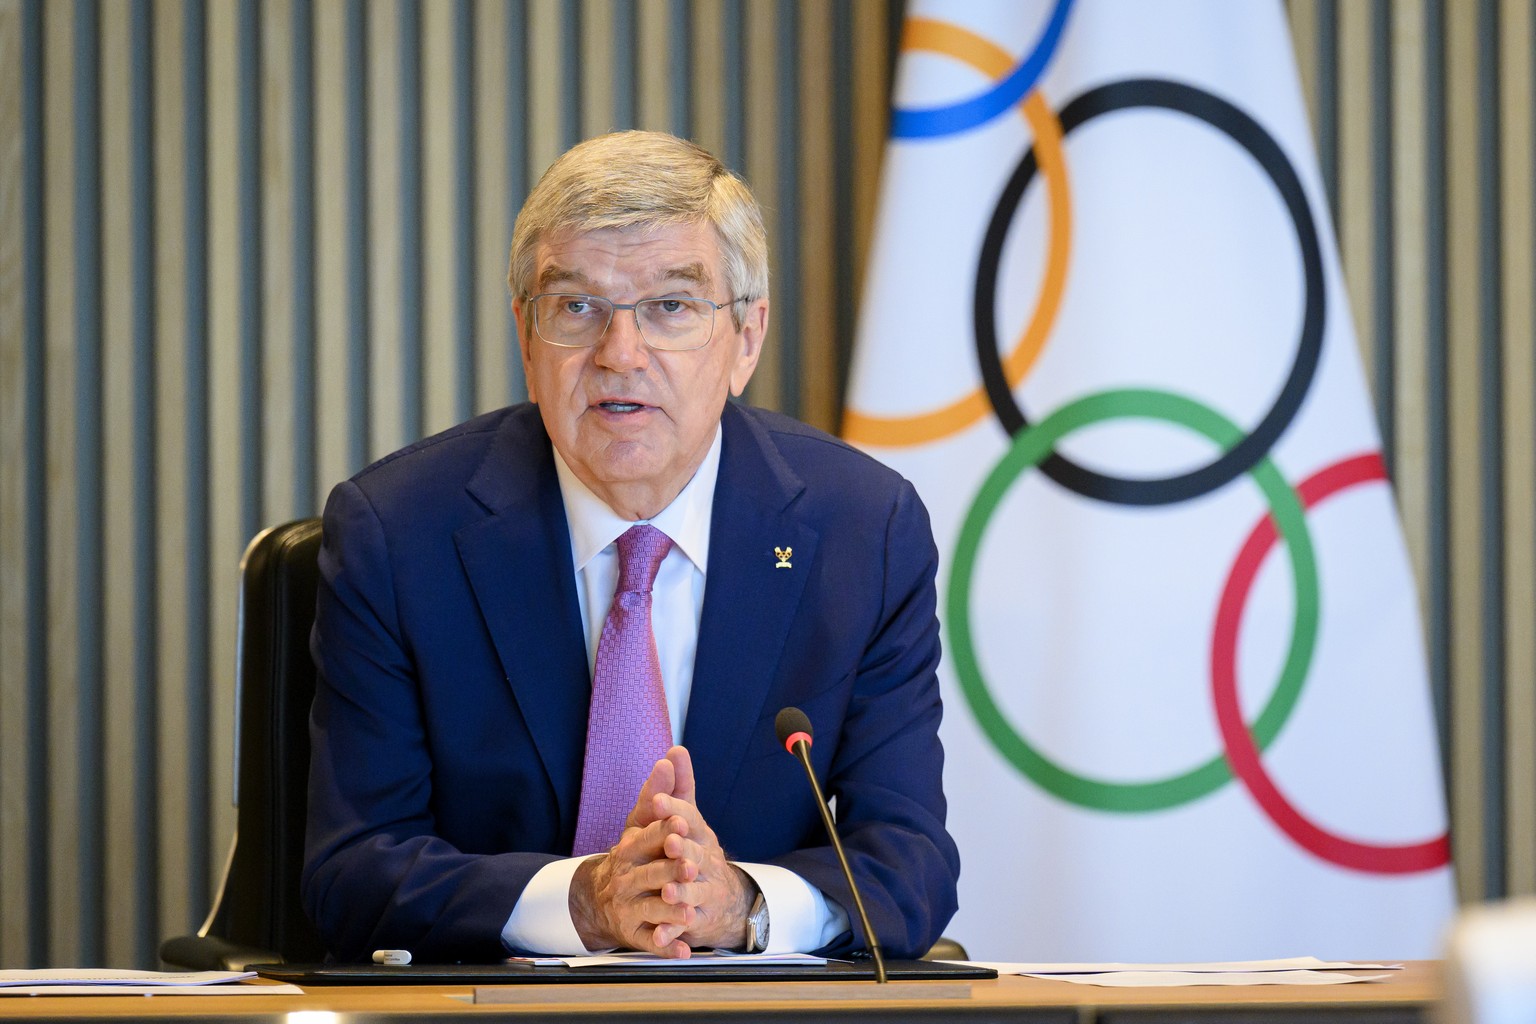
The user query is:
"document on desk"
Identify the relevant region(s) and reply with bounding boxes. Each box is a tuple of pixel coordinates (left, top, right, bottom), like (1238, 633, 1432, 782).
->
(507, 952, 831, 968)
(0, 969, 303, 996)
(950, 957, 1401, 987)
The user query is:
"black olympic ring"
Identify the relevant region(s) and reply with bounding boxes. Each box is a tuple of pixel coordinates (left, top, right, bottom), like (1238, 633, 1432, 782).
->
(973, 78, 1325, 506)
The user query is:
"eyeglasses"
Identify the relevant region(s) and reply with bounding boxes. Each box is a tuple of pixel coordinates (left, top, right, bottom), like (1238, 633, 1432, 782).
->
(527, 292, 747, 352)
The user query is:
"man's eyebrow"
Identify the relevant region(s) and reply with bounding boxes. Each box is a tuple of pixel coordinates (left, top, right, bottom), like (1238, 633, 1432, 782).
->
(536, 264, 594, 291)
(649, 262, 712, 289)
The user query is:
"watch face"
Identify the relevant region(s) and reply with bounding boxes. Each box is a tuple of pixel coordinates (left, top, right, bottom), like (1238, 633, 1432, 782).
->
(749, 894, 769, 952)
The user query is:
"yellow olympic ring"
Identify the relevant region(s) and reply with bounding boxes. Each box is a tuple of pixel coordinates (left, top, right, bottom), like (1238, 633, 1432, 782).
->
(843, 18, 1072, 448)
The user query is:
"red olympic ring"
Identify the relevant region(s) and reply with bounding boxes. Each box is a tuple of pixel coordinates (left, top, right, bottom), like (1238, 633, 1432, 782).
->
(1211, 453, 1451, 873)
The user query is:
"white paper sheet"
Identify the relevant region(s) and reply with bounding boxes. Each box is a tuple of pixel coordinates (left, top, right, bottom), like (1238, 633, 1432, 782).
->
(0, 969, 301, 997)
(0, 970, 255, 988)
(949, 957, 1402, 975)
(1021, 970, 1393, 988)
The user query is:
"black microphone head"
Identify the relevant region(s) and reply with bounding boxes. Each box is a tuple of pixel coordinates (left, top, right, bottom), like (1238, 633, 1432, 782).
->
(775, 707, 814, 750)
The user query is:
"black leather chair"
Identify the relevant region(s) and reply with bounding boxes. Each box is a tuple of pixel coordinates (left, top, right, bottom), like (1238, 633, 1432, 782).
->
(161, 517, 328, 970)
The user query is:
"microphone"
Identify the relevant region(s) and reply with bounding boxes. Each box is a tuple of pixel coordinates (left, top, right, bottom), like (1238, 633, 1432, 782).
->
(774, 707, 887, 984)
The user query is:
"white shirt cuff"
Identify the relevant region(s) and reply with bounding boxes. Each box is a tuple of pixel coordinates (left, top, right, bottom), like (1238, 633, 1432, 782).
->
(501, 856, 600, 955)
(499, 856, 851, 956)
(734, 862, 851, 954)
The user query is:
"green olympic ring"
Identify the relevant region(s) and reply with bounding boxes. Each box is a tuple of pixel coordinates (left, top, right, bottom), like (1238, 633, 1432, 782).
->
(946, 388, 1320, 812)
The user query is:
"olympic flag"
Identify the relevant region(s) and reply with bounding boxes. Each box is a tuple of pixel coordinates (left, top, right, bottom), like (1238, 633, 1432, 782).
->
(845, 0, 1456, 960)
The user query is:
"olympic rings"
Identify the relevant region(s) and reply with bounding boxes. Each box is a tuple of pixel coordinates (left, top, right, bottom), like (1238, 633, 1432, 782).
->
(947, 388, 1319, 812)
(843, 21, 1072, 448)
(862, 13, 1442, 876)
(1212, 453, 1453, 872)
(974, 79, 1325, 507)
(891, 0, 1074, 139)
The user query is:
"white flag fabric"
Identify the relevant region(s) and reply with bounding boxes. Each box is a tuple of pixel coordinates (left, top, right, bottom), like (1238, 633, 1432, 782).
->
(845, 0, 1455, 961)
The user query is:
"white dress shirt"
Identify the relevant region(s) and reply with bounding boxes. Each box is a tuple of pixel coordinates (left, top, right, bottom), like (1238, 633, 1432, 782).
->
(501, 426, 849, 955)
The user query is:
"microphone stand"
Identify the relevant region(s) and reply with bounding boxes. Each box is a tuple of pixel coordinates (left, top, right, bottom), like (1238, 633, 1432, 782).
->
(786, 739, 888, 984)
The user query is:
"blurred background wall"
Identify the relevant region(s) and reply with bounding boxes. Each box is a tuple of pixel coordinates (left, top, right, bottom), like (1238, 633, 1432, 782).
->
(0, 0, 1532, 969)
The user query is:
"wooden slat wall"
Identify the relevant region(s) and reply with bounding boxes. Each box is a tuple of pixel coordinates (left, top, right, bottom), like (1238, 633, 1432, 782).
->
(0, 0, 1531, 970)
(0, 0, 900, 969)
(1290, 0, 1536, 906)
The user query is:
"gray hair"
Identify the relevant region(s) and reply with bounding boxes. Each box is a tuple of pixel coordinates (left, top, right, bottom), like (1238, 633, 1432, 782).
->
(507, 131, 770, 325)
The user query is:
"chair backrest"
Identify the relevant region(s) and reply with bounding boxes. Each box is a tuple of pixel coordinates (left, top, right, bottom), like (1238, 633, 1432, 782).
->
(207, 517, 328, 962)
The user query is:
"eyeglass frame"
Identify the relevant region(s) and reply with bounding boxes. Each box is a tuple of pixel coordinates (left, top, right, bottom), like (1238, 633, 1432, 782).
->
(525, 292, 752, 352)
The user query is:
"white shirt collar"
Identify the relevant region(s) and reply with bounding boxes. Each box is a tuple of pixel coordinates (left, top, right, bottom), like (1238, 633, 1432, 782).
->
(551, 424, 722, 574)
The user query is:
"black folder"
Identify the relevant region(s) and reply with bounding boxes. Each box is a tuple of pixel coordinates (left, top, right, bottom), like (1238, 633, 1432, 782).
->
(254, 958, 995, 985)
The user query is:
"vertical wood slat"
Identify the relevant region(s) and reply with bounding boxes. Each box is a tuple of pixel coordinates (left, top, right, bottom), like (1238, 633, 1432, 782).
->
(0, 0, 33, 970)
(1475, 0, 1508, 901)
(580, 0, 613, 139)
(206, 0, 244, 911)
(773, 0, 799, 419)
(396, 0, 423, 446)
(151, 0, 192, 947)
(1337, 1, 1374, 389)
(42, 0, 80, 966)
(1445, 0, 1489, 903)
(289, 0, 316, 516)
(1422, 0, 1457, 880)
(343, 0, 370, 470)
(741, 0, 779, 411)
(636, 0, 671, 134)
(796, 0, 834, 434)
(690, 0, 724, 164)
(71, 0, 106, 965)
(1391, 0, 1437, 766)
(829, 0, 855, 402)
(1498, 0, 1536, 898)
(610, 0, 636, 132)
(419, 0, 454, 437)
(127, 0, 161, 966)
(668, 0, 690, 139)
(179, 0, 214, 931)
(312, 0, 350, 501)
(97, 0, 134, 968)
(502, 0, 527, 401)
(236, 0, 264, 546)
(851, 0, 889, 302)
(526, 0, 564, 180)
(451, 0, 475, 424)
(472, 0, 510, 414)
(20, 0, 51, 968)
(260, 0, 295, 527)
(1370, 0, 1397, 471)
(366, 0, 402, 461)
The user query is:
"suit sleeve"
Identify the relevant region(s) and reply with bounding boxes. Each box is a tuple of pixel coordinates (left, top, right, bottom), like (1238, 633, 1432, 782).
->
(767, 480, 960, 959)
(302, 480, 558, 962)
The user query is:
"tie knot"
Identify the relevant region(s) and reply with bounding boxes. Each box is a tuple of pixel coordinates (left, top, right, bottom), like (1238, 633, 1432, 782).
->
(615, 524, 672, 594)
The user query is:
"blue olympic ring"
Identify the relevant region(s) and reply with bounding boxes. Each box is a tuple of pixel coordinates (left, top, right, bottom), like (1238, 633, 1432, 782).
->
(891, 0, 1075, 139)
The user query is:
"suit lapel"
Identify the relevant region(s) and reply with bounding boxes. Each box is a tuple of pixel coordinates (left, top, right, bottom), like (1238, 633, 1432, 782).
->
(454, 413, 590, 837)
(685, 405, 818, 811)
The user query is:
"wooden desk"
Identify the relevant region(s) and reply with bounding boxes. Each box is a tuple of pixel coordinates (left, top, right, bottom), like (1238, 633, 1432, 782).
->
(0, 961, 1440, 1023)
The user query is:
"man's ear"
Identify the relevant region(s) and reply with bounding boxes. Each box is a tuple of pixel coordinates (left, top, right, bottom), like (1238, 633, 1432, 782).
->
(729, 298, 769, 397)
(512, 299, 538, 402)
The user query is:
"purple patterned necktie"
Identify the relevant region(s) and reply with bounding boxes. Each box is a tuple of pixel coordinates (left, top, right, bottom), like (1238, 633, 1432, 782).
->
(572, 524, 675, 855)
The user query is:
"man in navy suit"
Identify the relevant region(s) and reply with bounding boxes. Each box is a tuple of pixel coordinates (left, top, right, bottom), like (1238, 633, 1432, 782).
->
(303, 131, 959, 964)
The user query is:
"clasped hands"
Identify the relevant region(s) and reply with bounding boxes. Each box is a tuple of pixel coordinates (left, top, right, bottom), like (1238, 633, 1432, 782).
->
(569, 745, 755, 958)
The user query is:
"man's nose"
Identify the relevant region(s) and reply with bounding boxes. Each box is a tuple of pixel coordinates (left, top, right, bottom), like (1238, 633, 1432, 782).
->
(593, 307, 650, 371)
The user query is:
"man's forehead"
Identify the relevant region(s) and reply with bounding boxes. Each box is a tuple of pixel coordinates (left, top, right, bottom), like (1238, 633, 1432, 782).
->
(535, 223, 720, 288)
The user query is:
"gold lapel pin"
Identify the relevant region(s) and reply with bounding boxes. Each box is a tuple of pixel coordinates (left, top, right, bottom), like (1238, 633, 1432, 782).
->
(774, 546, 793, 569)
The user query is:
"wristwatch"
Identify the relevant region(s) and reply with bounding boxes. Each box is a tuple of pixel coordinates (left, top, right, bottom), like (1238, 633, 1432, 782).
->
(744, 891, 770, 953)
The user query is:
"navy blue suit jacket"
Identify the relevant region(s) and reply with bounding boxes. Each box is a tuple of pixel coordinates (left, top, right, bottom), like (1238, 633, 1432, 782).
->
(302, 401, 959, 963)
